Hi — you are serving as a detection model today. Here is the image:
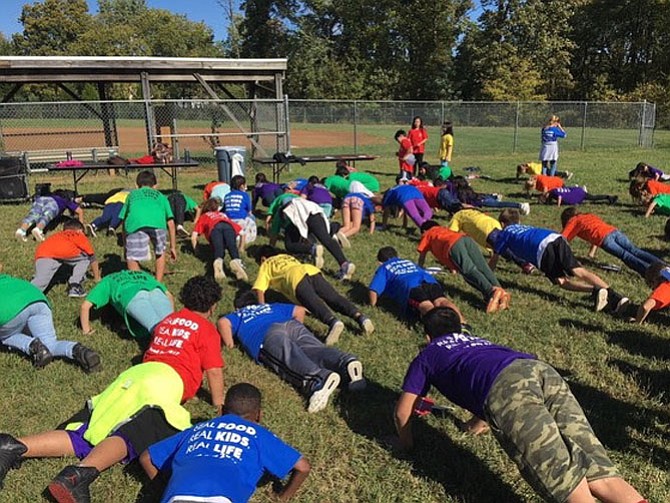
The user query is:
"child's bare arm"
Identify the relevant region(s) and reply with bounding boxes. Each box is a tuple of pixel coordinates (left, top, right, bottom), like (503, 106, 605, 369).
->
(74, 207, 85, 223)
(634, 297, 656, 324)
(587, 244, 598, 258)
(166, 291, 175, 310)
(644, 201, 657, 218)
(167, 220, 177, 260)
(217, 318, 235, 349)
(254, 288, 266, 304)
(394, 392, 419, 451)
(369, 290, 378, 307)
(80, 300, 95, 334)
(204, 366, 224, 415)
(190, 232, 198, 251)
(275, 456, 311, 501)
(417, 251, 427, 268)
(369, 214, 376, 234)
(139, 450, 159, 480)
(292, 306, 306, 323)
(90, 259, 101, 282)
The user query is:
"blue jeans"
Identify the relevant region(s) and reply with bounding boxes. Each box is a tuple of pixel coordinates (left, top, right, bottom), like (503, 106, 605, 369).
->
(601, 230, 661, 276)
(0, 301, 75, 357)
(125, 289, 174, 335)
(92, 202, 124, 230)
(541, 160, 557, 176)
(479, 196, 522, 209)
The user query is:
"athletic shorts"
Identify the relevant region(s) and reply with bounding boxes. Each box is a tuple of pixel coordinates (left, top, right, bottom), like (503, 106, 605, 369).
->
(539, 238, 581, 284)
(483, 359, 618, 503)
(408, 282, 445, 311)
(58, 406, 179, 464)
(125, 228, 167, 261)
(343, 195, 365, 212)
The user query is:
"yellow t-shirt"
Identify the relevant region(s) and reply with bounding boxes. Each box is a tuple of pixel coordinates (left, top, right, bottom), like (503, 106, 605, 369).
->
(448, 209, 501, 250)
(105, 190, 130, 205)
(527, 162, 542, 175)
(438, 134, 454, 161)
(253, 254, 321, 302)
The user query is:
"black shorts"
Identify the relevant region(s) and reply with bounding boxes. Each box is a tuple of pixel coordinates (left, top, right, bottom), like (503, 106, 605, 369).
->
(408, 282, 445, 310)
(539, 238, 581, 284)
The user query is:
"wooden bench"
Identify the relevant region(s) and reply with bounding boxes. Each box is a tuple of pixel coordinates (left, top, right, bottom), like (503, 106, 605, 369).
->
(8, 147, 119, 173)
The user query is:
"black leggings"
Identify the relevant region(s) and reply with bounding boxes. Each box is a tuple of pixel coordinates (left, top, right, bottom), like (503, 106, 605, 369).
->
(294, 274, 360, 325)
(284, 214, 347, 265)
(168, 192, 186, 226)
(209, 222, 239, 260)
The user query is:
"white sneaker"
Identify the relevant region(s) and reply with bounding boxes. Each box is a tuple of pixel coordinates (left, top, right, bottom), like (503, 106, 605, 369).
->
(177, 224, 190, 238)
(213, 258, 226, 280)
(229, 258, 248, 281)
(346, 360, 367, 392)
(336, 231, 351, 249)
(594, 288, 608, 312)
(308, 373, 341, 413)
(519, 203, 531, 216)
(31, 227, 45, 242)
(325, 320, 345, 345)
(15, 229, 27, 242)
(85, 223, 97, 238)
(312, 244, 324, 269)
(566, 171, 574, 180)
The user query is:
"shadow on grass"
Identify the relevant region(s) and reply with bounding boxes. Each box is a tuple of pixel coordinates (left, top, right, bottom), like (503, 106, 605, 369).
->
(607, 329, 670, 360)
(335, 380, 521, 502)
(558, 318, 605, 334)
(609, 358, 670, 404)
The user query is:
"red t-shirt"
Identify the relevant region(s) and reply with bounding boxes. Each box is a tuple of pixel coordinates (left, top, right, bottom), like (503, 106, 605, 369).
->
(35, 230, 95, 260)
(418, 185, 441, 208)
(650, 282, 670, 310)
(645, 180, 670, 196)
(417, 226, 465, 270)
(535, 175, 564, 192)
(561, 214, 616, 247)
(408, 128, 428, 154)
(144, 308, 224, 402)
(193, 212, 241, 241)
(398, 137, 414, 173)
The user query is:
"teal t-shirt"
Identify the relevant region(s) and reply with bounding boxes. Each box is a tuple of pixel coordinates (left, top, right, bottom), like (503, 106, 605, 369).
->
(0, 275, 49, 325)
(119, 187, 174, 233)
(323, 176, 351, 198)
(654, 194, 670, 215)
(348, 172, 380, 193)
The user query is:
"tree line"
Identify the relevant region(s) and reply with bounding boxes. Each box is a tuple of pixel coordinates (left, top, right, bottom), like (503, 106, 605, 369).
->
(1, 0, 669, 125)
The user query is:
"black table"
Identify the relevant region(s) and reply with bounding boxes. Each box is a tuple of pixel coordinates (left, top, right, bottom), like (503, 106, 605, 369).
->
(47, 161, 200, 192)
(253, 154, 378, 182)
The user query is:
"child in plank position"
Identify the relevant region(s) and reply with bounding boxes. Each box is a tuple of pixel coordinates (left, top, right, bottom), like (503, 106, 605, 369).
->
(561, 207, 661, 277)
(31, 219, 101, 297)
(0, 276, 224, 503)
(382, 177, 433, 229)
(218, 290, 366, 414)
(539, 185, 617, 206)
(253, 246, 373, 345)
(15, 189, 83, 242)
(628, 162, 670, 181)
(417, 221, 510, 313)
(633, 262, 670, 324)
(223, 175, 257, 251)
(120, 171, 177, 282)
(394, 306, 647, 503)
(140, 383, 310, 503)
(516, 162, 573, 180)
(252, 172, 282, 210)
(643, 192, 670, 218)
(86, 188, 130, 237)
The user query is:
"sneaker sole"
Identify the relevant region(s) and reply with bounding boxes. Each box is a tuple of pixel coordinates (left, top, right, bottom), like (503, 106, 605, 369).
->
(15, 231, 26, 242)
(325, 321, 345, 345)
(48, 481, 79, 503)
(308, 373, 341, 413)
(314, 245, 324, 269)
(177, 227, 190, 238)
(342, 262, 356, 281)
(615, 297, 630, 314)
(360, 318, 374, 335)
(31, 228, 45, 242)
(80, 352, 102, 374)
(595, 288, 609, 312)
(86, 225, 97, 238)
(346, 360, 365, 390)
(229, 261, 248, 281)
(337, 232, 351, 249)
(213, 260, 226, 280)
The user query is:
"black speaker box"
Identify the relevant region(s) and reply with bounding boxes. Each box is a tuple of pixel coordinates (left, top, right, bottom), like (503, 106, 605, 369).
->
(0, 175, 29, 200)
(0, 157, 25, 176)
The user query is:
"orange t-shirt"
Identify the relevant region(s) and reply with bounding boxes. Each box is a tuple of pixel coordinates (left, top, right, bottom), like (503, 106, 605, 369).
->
(417, 226, 464, 270)
(650, 282, 670, 310)
(562, 214, 616, 246)
(35, 230, 95, 260)
(535, 175, 564, 192)
(645, 179, 670, 196)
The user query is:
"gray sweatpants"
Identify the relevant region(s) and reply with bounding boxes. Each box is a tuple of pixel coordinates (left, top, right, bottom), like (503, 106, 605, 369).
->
(32, 255, 92, 291)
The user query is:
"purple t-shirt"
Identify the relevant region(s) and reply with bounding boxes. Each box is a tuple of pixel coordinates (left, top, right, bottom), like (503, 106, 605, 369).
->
(50, 195, 79, 214)
(402, 332, 534, 418)
(254, 183, 281, 204)
(301, 184, 333, 205)
(549, 186, 587, 205)
(648, 166, 664, 179)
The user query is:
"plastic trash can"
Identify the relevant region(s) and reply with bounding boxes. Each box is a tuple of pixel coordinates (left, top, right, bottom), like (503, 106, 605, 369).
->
(215, 146, 246, 184)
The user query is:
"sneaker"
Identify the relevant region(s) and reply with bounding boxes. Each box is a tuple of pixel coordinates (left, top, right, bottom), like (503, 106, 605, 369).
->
(177, 224, 190, 238)
(486, 288, 504, 314)
(31, 227, 45, 242)
(357, 315, 375, 335)
(67, 283, 87, 298)
(72, 344, 102, 373)
(48, 465, 100, 503)
(519, 202, 531, 216)
(213, 258, 226, 280)
(0, 434, 27, 489)
(608, 195, 618, 205)
(29, 338, 53, 369)
(229, 258, 248, 282)
(614, 296, 630, 314)
(565, 171, 574, 180)
(311, 244, 324, 269)
(308, 373, 341, 413)
(582, 185, 588, 193)
(594, 288, 609, 312)
(14, 229, 27, 242)
(336, 231, 351, 249)
(346, 360, 367, 392)
(84, 223, 97, 238)
(325, 320, 345, 346)
(106, 227, 115, 237)
(338, 261, 356, 281)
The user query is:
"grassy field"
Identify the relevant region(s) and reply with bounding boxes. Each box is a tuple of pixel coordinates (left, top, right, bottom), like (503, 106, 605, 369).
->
(0, 141, 669, 503)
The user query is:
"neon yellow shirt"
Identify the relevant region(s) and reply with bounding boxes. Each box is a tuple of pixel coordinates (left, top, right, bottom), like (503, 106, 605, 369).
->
(527, 162, 542, 175)
(104, 190, 130, 205)
(448, 209, 501, 250)
(439, 134, 454, 161)
(253, 254, 321, 302)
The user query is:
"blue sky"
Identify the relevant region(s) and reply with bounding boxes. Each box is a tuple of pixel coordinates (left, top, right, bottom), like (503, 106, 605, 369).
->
(0, 0, 233, 41)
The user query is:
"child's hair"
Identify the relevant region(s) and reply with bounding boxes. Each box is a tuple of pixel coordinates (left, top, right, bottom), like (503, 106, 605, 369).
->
(420, 220, 440, 233)
(335, 165, 350, 177)
(202, 197, 221, 213)
(230, 175, 246, 191)
(255, 172, 268, 184)
(665, 218, 670, 241)
(136, 170, 157, 187)
(516, 164, 528, 178)
(307, 175, 320, 185)
(377, 246, 398, 263)
(224, 383, 261, 418)
(179, 276, 222, 312)
(394, 129, 407, 140)
(255, 244, 281, 264)
(233, 289, 259, 309)
(411, 115, 423, 129)
(499, 209, 521, 226)
(335, 160, 348, 170)
(629, 179, 645, 202)
(524, 178, 537, 193)
(422, 306, 462, 340)
(62, 219, 84, 232)
(545, 115, 560, 127)
(560, 207, 579, 228)
(440, 121, 453, 136)
(644, 261, 669, 288)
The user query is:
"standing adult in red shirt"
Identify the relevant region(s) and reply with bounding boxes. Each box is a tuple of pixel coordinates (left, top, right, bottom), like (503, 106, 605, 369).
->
(408, 116, 428, 177)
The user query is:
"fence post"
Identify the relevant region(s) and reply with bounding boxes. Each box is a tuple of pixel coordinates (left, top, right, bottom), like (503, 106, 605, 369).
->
(283, 95, 291, 155)
(638, 100, 646, 147)
(580, 102, 587, 150)
(441, 101, 445, 124)
(513, 102, 520, 153)
(353, 100, 358, 155)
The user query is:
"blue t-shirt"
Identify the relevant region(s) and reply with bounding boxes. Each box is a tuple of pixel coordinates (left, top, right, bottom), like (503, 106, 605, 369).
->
(343, 193, 375, 218)
(223, 190, 252, 220)
(492, 224, 561, 267)
(369, 257, 438, 310)
(223, 303, 295, 361)
(541, 126, 566, 144)
(382, 185, 422, 207)
(148, 414, 301, 503)
(402, 332, 534, 419)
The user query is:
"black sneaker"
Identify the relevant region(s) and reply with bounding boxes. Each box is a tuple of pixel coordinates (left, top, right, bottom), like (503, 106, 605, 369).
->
(72, 344, 102, 374)
(29, 338, 53, 369)
(48, 465, 100, 503)
(67, 284, 87, 298)
(0, 434, 27, 489)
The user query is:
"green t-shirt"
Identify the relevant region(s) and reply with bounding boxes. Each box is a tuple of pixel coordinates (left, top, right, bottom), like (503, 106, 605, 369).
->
(348, 172, 380, 193)
(86, 270, 167, 337)
(184, 194, 198, 214)
(324, 175, 351, 199)
(0, 275, 49, 325)
(654, 194, 670, 215)
(438, 166, 452, 180)
(268, 193, 299, 236)
(119, 187, 174, 234)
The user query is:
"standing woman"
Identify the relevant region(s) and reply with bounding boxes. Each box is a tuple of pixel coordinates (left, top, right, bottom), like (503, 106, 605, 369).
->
(438, 121, 454, 179)
(408, 116, 428, 177)
(539, 115, 566, 176)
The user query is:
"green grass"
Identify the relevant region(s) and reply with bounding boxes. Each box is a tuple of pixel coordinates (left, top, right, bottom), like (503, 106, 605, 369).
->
(0, 144, 669, 503)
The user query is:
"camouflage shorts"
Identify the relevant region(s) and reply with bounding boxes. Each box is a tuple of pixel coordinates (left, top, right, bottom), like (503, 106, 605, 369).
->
(483, 359, 619, 503)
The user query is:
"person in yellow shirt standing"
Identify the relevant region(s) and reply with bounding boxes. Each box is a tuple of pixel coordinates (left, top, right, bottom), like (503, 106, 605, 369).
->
(438, 122, 454, 179)
(253, 246, 374, 345)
